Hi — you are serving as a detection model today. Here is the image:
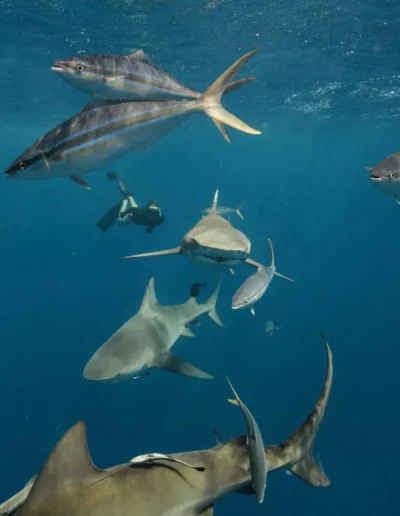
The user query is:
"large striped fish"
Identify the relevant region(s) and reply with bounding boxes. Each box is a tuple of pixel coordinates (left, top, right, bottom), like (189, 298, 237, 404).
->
(51, 49, 254, 101)
(5, 50, 261, 189)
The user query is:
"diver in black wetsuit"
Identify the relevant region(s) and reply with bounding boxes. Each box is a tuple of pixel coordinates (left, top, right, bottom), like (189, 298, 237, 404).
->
(96, 173, 165, 233)
(189, 281, 206, 298)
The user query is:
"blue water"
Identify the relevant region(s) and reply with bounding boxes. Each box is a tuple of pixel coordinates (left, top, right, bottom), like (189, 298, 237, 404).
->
(1, 0, 399, 514)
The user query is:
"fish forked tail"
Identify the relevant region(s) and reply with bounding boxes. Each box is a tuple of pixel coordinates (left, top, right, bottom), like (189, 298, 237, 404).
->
(267, 238, 294, 283)
(205, 272, 224, 327)
(199, 50, 261, 141)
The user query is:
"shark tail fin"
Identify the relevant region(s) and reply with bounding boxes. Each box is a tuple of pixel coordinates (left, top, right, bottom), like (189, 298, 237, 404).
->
(206, 273, 224, 327)
(268, 238, 294, 283)
(199, 50, 261, 137)
(236, 202, 245, 220)
(266, 335, 333, 488)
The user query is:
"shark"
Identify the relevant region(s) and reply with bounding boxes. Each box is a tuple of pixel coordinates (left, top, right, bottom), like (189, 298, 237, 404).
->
(83, 276, 223, 382)
(120, 190, 255, 269)
(0, 335, 332, 516)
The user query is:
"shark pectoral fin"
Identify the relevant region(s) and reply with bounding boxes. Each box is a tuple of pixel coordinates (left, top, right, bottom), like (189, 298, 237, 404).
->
(119, 246, 181, 260)
(212, 120, 231, 144)
(365, 166, 373, 172)
(0, 475, 36, 516)
(70, 175, 91, 190)
(245, 258, 263, 269)
(182, 327, 196, 337)
(153, 353, 213, 379)
(287, 450, 330, 487)
(274, 271, 295, 282)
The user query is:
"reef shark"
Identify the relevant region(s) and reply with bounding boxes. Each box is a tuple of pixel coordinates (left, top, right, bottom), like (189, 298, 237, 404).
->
(120, 190, 254, 269)
(83, 276, 223, 382)
(0, 335, 332, 516)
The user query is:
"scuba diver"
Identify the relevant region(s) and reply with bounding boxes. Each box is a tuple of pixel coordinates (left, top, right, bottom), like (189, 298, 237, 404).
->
(96, 173, 165, 233)
(189, 281, 206, 298)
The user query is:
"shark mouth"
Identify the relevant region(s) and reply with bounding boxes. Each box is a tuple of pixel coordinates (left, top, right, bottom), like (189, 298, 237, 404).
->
(370, 175, 382, 181)
(190, 248, 248, 265)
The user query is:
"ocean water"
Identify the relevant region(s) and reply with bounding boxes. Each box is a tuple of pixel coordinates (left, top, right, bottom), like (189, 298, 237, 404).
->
(0, 0, 399, 514)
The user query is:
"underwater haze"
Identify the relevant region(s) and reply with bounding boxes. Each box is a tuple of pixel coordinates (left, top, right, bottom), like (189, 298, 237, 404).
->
(0, 0, 399, 514)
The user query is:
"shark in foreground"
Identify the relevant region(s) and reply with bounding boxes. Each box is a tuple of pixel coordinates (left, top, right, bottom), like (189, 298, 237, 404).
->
(5, 50, 261, 190)
(0, 335, 332, 516)
(83, 276, 223, 382)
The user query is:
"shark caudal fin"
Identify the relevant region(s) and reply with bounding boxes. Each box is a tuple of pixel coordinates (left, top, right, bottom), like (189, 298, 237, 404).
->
(236, 202, 245, 220)
(267, 238, 294, 283)
(119, 246, 181, 261)
(205, 273, 224, 326)
(199, 50, 261, 138)
(265, 334, 333, 487)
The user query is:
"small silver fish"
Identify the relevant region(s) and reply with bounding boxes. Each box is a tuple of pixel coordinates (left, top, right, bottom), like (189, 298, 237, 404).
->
(130, 453, 205, 471)
(226, 377, 267, 504)
(201, 202, 245, 220)
(265, 319, 281, 337)
(231, 239, 294, 315)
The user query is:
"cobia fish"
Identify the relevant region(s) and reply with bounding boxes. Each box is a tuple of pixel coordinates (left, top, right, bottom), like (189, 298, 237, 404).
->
(51, 49, 254, 102)
(231, 238, 294, 316)
(5, 50, 261, 189)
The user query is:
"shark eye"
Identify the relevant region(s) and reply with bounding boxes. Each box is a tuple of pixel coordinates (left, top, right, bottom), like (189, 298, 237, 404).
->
(389, 172, 397, 180)
(18, 161, 27, 170)
(76, 64, 85, 72)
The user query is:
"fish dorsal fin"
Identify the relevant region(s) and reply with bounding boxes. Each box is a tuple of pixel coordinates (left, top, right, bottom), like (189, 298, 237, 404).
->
(128, 49, 147, 61)
(210, 189, 219, 214)
(22, 422, 104, 512)
(139, 278, 160, 316)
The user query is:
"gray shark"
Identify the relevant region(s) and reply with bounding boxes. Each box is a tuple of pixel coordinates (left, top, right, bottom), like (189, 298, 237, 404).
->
(51, 49, 255, 105)
(367, 152, 400, 205)
(83, 276, 223, 382)
(0, 335, 332, 516)
(120, 190, 253, 269)
(5, 51, 261, 189)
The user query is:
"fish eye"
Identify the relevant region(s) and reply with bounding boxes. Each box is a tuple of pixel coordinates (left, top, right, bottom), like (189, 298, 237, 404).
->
(18, 161, 27, 170)
(76, 64, 85, 72)
(389, 172, 397, 180)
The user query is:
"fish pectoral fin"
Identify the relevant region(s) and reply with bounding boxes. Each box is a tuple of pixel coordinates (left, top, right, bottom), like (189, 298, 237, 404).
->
(245, 258, 263, 269)
(229, 268, 235, 275)
(250, 306, 256, 316)
(103, 76, 126, 84)
(227, 398, 239, 406)
(182, 327, 196, 337)
(119, 246, 181, 260)
(152, 353, 213, 380)
(274, 271, 295, 283)
(199, 505, 214, 515)
(287, 449, 330, 487)
(70, 175, 91, 190)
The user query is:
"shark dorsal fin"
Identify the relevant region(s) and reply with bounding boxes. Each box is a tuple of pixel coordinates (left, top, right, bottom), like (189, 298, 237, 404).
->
(21, 422, 105, 512)
(128, 49, 147, 60)
(139, 278, 160, 316)
(210, 189, 219, 214)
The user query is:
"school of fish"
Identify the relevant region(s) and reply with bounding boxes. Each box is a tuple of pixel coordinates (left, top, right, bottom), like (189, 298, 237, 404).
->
(1, 48, 336, 515)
